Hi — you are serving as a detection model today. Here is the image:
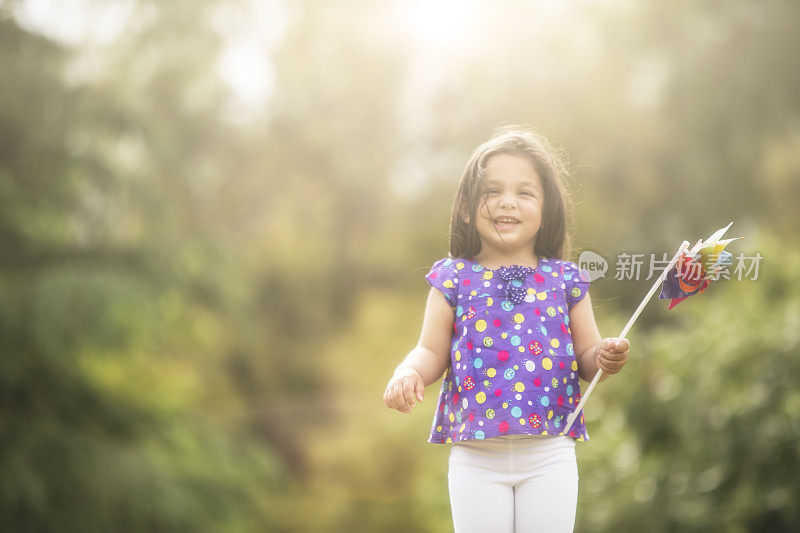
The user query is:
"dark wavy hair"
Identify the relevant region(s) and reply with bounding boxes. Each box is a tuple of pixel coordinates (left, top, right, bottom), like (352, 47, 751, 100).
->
(449, 126, 573, 261)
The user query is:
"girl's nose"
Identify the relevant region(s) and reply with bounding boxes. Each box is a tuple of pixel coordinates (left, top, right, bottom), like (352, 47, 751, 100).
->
(499, 193, 517, 209)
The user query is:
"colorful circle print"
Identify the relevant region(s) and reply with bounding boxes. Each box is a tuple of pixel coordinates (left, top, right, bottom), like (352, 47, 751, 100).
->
(425, 257, 590, 444)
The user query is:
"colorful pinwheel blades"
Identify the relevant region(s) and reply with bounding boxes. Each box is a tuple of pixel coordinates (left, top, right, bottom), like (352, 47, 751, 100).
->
(658, 222, 742, 309)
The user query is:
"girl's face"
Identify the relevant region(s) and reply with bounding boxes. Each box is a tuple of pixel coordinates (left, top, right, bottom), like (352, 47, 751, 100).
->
(472, 153, 544, 258)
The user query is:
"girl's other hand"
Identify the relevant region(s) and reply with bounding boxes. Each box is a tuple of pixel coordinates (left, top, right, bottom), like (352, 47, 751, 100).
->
(383, 367, 425, 414)
(595, 337, 629, 375)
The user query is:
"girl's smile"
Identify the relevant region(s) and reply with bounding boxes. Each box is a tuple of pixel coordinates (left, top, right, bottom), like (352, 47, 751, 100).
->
(492, 215, 521, 231)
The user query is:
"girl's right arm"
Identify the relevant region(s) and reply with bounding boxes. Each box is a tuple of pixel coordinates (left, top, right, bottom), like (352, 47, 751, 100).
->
(383, 287, 455, 414)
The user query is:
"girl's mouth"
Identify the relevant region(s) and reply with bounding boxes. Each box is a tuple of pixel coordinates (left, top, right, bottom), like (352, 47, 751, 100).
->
(494, 217, 520, 230)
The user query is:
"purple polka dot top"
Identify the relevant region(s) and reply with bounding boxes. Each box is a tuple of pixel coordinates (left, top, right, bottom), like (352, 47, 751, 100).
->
(424, 257, 591, 444)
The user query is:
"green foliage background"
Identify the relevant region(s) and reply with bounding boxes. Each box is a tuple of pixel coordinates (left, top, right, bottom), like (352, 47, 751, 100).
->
(1, 0, 798, 531)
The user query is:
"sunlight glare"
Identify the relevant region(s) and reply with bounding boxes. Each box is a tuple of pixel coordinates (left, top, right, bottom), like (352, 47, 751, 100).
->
(214, 1, 288, 117)
(398, 0, 481, 53)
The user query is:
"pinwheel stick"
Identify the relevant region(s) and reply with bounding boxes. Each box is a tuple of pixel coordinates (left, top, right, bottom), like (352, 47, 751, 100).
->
(561, 240, 691, 436)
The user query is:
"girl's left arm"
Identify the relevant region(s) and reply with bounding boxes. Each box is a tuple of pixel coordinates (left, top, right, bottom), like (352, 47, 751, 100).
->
(568, 292, 630, 383)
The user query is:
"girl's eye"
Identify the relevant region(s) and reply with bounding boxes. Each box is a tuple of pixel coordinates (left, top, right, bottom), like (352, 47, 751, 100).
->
(485, 189, 500, 194)
(520, 191, 535, 196)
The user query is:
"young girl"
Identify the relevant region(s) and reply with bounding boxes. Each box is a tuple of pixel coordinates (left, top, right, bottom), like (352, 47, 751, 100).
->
(383, 127, 630, 533)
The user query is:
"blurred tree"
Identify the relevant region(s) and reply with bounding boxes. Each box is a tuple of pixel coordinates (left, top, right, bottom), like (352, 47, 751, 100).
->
(0, 4, 289, 531)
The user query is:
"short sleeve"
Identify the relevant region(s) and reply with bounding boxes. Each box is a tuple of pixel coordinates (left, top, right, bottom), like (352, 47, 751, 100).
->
(425, 258, 459, 310)
(564, 261, 591, 309)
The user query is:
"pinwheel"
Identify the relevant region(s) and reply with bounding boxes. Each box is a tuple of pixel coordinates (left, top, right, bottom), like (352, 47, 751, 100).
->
(562, 222, 742, 435)
(659, 222, 740, 309)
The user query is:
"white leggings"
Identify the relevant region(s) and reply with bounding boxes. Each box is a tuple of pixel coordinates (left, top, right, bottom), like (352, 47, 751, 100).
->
(448, 434, 578, 533)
